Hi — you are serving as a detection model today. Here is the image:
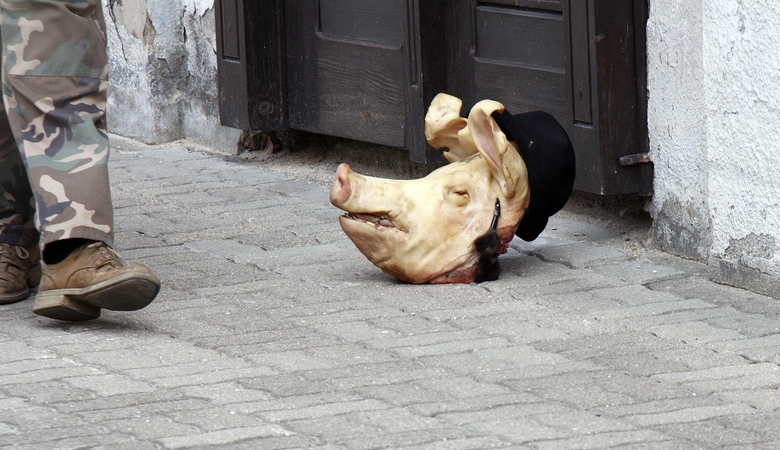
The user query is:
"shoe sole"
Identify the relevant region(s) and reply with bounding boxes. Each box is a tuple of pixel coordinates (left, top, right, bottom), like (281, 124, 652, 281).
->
(32, 272, 160, 322)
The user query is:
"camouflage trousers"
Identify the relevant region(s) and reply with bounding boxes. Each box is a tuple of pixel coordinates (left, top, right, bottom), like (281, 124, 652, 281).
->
(0, 0, 113, 249)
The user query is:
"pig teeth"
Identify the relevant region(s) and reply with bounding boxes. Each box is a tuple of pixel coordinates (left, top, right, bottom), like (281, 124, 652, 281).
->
(345, 213, 397, 229)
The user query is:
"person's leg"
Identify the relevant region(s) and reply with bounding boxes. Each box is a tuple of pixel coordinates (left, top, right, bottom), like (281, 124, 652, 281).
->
(0, 0, 159, 320)
(0, 95, 41, 303)
(1, 0, 114, 246)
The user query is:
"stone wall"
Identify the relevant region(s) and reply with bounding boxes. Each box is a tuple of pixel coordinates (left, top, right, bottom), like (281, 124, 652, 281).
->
(648, 0, 780, 295)
(102, 0, 240, 148)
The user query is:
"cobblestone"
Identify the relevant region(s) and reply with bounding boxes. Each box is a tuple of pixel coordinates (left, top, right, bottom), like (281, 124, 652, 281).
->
(1, 136, 779, 448)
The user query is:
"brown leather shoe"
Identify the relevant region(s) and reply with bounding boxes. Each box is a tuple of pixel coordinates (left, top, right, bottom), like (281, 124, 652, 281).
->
(0, 244, 41, 304)
(33, 242, 160, 321)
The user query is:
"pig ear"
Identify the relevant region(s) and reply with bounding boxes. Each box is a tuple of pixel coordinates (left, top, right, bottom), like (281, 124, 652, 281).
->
(425, 93, 478, 162)
(467, 100, 516, 198)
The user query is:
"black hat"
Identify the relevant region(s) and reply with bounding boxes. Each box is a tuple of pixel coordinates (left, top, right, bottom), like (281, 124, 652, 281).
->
(491, 109, 576, 241)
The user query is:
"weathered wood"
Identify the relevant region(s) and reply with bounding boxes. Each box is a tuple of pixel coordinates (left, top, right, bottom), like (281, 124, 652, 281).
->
(445, 1, 476, 108)
(286, 0, 408, 147)
(562, 0, 646, 194)
(475, 5, 565, 70)
(481, 0, 563, 12)
(315, 37, 406, 147)
(286, 0, 445, 155)
(569, 0, 593, 124)
(634, 0, 652, 196)
(215, 0, 287, 131)
(245, 1, 288, 131)
(408, 0, 447, 162)
(451, 2, 567, 116)
(319, 0, 405, 44)
(219, 0, 649, 195)
(215, 0, 248, 129)
(473, 63, 567, 123)
(448, 0, 646, 194)
(219, 0, 240, 60)
(591, 0, 641, 194)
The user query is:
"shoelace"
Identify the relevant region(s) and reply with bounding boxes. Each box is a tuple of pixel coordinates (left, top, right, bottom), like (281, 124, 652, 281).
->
(91, 243, 126, 269)
(0, 244, 29, 265)
(0, 244, 30, 278)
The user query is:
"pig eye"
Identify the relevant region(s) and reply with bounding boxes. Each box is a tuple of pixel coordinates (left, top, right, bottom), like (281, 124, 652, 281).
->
(447, 188, 470, 207)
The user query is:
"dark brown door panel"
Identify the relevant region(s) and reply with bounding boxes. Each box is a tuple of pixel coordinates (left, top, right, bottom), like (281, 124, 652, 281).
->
(216, 0, 649, 195)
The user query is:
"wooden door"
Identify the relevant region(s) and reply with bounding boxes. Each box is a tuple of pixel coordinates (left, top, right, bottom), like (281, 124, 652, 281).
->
(285, 0, 445, 161)
(447, 1, 569, 127)
(447, 0, 649, 195)
(215, 0, 288, 131)
(216, 0, 649, 195)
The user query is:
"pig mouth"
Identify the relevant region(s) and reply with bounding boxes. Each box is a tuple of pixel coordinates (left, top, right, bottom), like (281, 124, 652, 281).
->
(341, 213, 408, 233)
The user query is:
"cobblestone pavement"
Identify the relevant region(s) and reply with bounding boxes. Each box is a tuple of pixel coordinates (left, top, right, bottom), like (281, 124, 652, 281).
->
(2, 136, 780, 449)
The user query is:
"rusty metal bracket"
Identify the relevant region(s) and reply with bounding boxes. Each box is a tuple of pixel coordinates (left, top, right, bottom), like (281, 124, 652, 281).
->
(619, 153, 651, 166)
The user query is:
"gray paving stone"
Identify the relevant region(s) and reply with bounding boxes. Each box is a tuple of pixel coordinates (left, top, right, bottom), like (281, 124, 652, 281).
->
(281, 414, 382, 444)
(345, 430, 499, 450)
(414, 375, 513, 399)
(533, 430, 672, 450)
(0, 397, 88, 430)
(437, 402, 573, 427)
(713, 412, 780, 443)
(407, 392, 542, 418)
(715, 386, 780, 412)
(599, 299, 717, 319)
(645, 305, 745, 326)
(389, 337, 513, 359)
(165, 407, 275, 433)
(647, 321, 747, 344)
(0, 433, 136, 450)
(529, 241, 633, 269)
(65, 373, 157, 396)
(0, 365, 104, 386)
(156, 424, 292, 449)
(626, 403, 757, 427)
(262, 399, 388, 424)
(403, 436, 519, 450)
(3, 137, 779, 448)
(532, 382, 636, 410)
(589, 284, 683, 306)
(470, 360, 604, 384)
(468, 418, 573, 445)
(0, 341, 58, 362)
(352, 383, 448, 407)
(223, 393, 365, 417)
(100, 415, 202, 441)
(54, 393, 207, 417)
(653, 419, 766, 449)
(349, 408, 454, 435)
(651, 362, 780, 394)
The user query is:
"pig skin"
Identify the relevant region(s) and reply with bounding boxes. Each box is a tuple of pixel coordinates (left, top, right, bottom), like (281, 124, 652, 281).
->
(330, 94, 530, 284)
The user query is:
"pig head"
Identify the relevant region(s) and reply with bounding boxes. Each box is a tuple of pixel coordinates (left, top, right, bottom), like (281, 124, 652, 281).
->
(330, 94, 530, 284)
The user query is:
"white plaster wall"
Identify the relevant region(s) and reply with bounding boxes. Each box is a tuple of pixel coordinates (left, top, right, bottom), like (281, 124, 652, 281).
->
(102, 0, 240, 148)
(649, 0, 780, 291)
(647, 0, 712, 260)
(705, 0, 780, 277)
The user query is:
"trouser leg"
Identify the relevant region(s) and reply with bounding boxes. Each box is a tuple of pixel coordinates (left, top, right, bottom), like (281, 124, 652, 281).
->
(0, 0, 114, 248)
(0, 94, 37, 247)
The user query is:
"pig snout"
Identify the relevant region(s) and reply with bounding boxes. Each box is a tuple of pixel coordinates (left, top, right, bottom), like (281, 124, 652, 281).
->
(330, 163, 353, 206)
